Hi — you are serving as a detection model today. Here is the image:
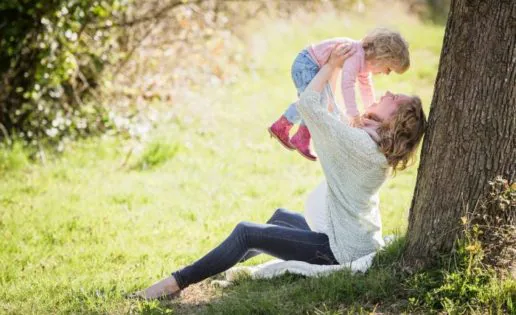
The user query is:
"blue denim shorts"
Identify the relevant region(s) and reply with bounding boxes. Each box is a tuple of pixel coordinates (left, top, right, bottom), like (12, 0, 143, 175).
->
(291, 49, 320, 96)
(283, 49, 339, 124)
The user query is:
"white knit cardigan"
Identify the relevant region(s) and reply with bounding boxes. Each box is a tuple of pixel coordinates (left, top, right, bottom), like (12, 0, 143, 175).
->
(213, 87, 393, 286)
(297, 88, 390, 264)
(213, 235, 396, 286)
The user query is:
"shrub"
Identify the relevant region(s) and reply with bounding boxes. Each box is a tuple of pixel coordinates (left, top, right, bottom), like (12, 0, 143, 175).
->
(0, 0, 126, 149)
(406, 177, 516, 314)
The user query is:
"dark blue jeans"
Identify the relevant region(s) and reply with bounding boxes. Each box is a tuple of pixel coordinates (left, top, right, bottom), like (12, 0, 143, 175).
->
(172, 208, 338, 289)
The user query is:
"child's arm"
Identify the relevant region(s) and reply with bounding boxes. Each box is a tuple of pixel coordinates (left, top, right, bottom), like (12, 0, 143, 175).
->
(340, 57, 362, 126)
(357, 72, 376, 108)
(297, 45, 376, 171)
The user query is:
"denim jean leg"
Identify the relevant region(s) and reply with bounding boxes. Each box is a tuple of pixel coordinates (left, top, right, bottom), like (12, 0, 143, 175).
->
(172, 222, 250, 289)
(283, 50, 319, 126)
(266, 208, 311, 230)
(240, 208, 311, 262)
(242, 222, 337, 264)
(283, 102, 302, 124)
(172, 221, 337, 289)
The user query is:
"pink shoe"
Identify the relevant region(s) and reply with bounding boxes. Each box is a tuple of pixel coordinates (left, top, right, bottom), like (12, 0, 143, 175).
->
(290, 125, 317, 161)
(268, 116, 295, 150)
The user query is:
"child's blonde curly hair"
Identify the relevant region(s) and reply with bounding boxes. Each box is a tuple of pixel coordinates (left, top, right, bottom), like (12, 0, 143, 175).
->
(362, 27, 410, 74)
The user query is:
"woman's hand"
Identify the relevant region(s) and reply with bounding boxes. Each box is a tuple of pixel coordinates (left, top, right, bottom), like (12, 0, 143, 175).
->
(348, 115, 363, 128)
(304, 44, 355, 94)
(327, 43, 355, 69)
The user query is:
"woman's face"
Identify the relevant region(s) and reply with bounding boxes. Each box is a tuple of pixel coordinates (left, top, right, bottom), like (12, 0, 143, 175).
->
(366, 91, 412, 122)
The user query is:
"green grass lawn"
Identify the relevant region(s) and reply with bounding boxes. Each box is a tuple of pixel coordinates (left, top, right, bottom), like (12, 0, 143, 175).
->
(1, 5, 447, 314)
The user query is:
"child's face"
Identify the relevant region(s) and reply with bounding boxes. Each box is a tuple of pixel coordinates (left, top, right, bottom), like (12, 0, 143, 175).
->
(368, 61, 392, 75)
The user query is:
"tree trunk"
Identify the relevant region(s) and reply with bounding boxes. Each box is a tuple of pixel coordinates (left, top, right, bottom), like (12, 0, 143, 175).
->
(404, 0, 515, 266)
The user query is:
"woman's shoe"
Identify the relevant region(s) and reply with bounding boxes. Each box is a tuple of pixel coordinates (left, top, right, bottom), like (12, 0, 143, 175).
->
(125, 276, 181, 301)
(125, 290, 180, 301)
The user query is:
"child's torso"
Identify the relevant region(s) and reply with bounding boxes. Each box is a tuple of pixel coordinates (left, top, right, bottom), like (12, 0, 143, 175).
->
(306, 38, 366, 73)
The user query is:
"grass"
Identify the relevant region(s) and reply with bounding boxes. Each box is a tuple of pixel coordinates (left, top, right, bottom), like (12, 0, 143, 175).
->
(4, 3, 510, 314)
(132, 140, 183, 171)
(200, 238, 409, 315)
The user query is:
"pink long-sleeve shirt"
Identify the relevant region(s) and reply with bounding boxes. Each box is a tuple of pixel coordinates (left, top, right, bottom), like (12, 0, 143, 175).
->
(307, 38, 375, 117)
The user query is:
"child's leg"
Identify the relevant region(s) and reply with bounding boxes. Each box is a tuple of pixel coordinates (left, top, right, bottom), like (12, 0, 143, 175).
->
(288, 51, 320, 160)
(283, 102, 302, 124)
(290, 50, 320, 123)
(270, 50, 320, 154)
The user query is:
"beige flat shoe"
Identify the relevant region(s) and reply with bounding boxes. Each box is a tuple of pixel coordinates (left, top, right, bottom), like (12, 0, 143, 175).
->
(125, 290, 180, 301)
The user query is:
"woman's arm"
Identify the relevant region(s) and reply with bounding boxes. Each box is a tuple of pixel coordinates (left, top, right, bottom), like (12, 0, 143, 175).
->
(297, 44, 375, 169)
(298, 43, 354, 115)
(304, 44, 352, 93)
(328, 69, 339, 113)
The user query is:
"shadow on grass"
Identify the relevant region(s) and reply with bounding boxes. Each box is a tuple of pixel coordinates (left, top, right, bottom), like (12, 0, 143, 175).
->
(131, 232, 516, 314)
(132, 237, 407, 314)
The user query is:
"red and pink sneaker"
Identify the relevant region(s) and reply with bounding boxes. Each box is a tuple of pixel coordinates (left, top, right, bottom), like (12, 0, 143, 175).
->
(268, 116, 295, 150)
(290, 125, 317, 161)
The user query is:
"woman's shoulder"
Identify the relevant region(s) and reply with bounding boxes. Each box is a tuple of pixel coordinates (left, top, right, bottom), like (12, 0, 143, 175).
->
(344, 129, 388, 166)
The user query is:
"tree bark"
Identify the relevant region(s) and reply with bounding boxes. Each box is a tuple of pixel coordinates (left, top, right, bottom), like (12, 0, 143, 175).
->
(404, 0, 516, 266)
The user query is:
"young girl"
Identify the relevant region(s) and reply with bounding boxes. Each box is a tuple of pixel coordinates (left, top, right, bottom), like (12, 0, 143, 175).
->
(268, 27, 410, 161)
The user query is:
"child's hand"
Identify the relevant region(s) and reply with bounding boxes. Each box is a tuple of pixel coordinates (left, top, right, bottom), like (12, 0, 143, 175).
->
(348, 115, 363, 128)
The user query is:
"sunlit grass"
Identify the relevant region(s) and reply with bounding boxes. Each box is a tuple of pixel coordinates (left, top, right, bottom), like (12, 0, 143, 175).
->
(1, 4, 445, 314)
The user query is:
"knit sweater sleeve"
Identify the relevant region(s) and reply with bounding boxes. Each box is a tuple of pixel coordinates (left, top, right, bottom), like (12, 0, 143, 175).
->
(297, 88, 377, 165)
(298, 88, 388, 264)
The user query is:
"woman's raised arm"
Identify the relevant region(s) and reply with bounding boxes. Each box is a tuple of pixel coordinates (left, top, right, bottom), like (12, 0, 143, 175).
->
(304, 44, 355, 94)
(296, 43, 371, 172)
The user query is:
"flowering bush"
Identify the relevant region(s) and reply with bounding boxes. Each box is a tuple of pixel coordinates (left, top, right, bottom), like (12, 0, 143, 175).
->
(0, 0, 129, 150)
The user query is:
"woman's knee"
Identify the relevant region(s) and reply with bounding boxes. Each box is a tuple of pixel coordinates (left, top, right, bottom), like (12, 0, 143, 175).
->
(232, 221, 255, 238)
(232, 221, 264, 249)
(267, 208, 288, 224)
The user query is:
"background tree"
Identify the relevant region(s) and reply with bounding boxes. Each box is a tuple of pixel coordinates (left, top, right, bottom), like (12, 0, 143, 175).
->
(404, 0, 515, 266)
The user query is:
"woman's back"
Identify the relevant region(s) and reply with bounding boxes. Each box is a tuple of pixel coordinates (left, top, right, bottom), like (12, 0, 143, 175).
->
(297, 88, 389, 263)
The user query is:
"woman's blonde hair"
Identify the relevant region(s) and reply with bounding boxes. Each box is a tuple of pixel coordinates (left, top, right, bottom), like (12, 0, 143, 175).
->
(370, 96, 427, 172)
(362, 27, 410, 74)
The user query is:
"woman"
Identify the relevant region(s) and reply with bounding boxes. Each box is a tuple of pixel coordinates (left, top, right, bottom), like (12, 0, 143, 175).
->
(131, 44, 427, 300)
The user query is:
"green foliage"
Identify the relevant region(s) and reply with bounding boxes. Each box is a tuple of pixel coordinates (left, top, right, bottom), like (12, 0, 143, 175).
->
(405, 245, 514, 314)
(132, 140, 182, 171)
(0, 142, 30, 172)
(406, 179, 516, 314)
(470, 176, 516, 270)
(0, 0, 127, 148)
(407, 0, 451, 24)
